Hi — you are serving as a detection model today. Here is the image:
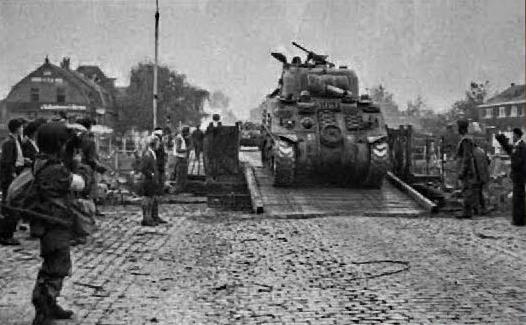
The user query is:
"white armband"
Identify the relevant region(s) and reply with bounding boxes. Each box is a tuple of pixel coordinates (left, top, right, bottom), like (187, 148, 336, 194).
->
(70, 174, 86, 191)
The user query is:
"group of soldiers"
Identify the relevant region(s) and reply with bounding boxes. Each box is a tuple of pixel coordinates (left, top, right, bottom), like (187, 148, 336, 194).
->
(456, 119, 526, 225)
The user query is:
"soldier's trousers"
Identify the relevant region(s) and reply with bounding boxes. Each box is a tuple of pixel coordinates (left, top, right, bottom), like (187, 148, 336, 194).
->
(0, 184, 19, 239)
(142, 196, 159, 223)
(512, 181, 525, 226)
(462, 183, 480, 217)
(174, 157, 188, 192)
(32, 229, 72, 318)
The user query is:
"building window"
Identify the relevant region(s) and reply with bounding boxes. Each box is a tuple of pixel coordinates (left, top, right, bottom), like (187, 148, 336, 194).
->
(30, 88, 39, 102)
(56, 87, 66, 103)
(510, 105, 518, 117)
(519, 106, 524, 117)
(485, 108, 492, 119)
(498, 106, 506, 118)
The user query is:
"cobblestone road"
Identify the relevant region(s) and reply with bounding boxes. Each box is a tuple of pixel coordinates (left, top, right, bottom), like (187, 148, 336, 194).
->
(1, 203, 525, 324)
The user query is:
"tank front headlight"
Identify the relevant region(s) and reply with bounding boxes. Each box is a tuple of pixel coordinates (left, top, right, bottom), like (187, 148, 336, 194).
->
(299, 90, 311, 102)
(301, 117, 314, 129)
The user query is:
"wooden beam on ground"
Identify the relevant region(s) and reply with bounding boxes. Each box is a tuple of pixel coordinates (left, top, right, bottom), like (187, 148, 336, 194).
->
(244, 165, 264, 214)
(386, 171, 438, 213)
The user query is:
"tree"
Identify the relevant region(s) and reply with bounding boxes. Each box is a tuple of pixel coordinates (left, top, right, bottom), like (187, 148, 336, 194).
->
(369, 84, 400, 117)
(405, 95, 427, 118)
(448, 81, 489, 121)
(116, 62, 209, 134)
(207, 90, 238, 124)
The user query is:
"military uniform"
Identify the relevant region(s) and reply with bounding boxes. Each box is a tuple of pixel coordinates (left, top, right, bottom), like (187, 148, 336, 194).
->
(140, 147, 162, 226)
(456, 134, 480, 218)
(30, 155, 90, 324)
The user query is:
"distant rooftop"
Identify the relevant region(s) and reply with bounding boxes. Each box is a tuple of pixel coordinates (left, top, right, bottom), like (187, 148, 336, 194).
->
(479, 83, 525, 107)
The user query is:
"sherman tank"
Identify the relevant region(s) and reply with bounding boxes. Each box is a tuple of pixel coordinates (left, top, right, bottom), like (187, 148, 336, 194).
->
(260, 42, 389, 188)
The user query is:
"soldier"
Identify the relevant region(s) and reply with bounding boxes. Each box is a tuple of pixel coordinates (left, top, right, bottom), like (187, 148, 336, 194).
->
(22, 119, 46, 238)
(472, 144, 491, 215)
(208, 113, 222, 130)
(173, 126, 190, 193)
(455, 119, 480, 219)
(152, 128, 166, 191)
(0, 118, 27, 245)
(191, 124, 204, 162)
(496, 128, 526, 226)
(30, 122, 91, 324)
(140, 136, 167, 226)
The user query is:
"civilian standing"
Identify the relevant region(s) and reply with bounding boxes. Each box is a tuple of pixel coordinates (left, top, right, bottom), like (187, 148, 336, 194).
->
(496, 128, 526, 226)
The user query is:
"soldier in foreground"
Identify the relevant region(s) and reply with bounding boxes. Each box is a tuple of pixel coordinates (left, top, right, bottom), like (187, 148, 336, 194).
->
(496, 128, 526, 226)
(455, 119, 480, 219)
(29, 122, 91, 325)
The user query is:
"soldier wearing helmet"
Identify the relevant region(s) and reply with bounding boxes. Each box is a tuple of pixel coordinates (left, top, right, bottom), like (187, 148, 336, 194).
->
(30, 122, 91, 324)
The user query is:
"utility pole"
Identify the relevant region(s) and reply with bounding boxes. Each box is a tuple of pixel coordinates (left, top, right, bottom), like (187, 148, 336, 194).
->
(153, 0, 159, 129)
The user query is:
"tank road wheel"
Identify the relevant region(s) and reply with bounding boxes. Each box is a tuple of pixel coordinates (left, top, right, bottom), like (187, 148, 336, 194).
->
(272, 140, 295, 187)
(363, 140, 389, 188)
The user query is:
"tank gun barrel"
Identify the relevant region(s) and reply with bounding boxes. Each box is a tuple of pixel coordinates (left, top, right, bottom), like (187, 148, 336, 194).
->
(292, 41, 335, 67)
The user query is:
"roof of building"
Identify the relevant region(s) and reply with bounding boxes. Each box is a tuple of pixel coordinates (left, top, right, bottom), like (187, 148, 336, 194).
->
(7, 59, 114, 109)
(479, 84, 525, 107)
(77, 65, 108, 83)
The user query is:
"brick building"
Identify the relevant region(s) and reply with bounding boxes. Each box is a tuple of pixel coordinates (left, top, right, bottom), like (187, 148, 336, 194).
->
(2, 57, 117, 136)
(478, 83, 525, 153)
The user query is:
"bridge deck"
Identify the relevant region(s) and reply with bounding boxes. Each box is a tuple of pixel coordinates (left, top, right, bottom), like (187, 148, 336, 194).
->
(239, 149, 425, 218)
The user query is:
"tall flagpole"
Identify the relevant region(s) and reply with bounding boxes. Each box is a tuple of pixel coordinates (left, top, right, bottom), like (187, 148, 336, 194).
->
(153, 0, 159, 129)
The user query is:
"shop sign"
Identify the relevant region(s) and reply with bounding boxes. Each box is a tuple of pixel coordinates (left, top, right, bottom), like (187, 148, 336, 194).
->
(41, 104, 86, 111)
(31, 77, 63, 84)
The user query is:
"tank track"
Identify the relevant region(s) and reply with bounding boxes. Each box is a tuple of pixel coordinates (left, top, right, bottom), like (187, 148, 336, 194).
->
(273, 140, 295, 187)
(362, 140, 389, 188)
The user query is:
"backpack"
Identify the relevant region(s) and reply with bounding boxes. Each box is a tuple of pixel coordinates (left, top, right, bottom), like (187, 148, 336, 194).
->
(472, 146, 490, 184)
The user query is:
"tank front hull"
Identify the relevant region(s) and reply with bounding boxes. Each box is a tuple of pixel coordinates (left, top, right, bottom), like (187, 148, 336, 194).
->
(295, 133, 388, 186)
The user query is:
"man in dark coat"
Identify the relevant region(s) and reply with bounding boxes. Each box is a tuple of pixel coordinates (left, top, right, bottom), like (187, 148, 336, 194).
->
(455, 119, 480, 219)
(140, 136, 167, 226)
(496, 128, 526, 226)
(191, 124, 204, 161)
(173, 126, 190, 193)
(152, 127, 166, 192)
(0, 118, 26, 245)
(30, 122, 91, 324)
(22, 119, 47, 166)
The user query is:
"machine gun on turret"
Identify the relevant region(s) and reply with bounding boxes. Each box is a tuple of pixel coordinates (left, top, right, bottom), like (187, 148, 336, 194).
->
(292, 41, 335, 67)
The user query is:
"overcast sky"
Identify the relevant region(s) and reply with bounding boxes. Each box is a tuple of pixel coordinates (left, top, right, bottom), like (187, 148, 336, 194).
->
(1, 0, 524, 118)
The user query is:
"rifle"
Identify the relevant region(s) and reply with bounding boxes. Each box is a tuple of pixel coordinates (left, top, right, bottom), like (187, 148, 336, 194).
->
(1, 204, 72, 227)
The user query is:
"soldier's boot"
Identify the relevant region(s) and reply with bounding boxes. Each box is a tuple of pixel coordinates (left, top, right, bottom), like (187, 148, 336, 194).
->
(50, 303, 74, 319)
(141, 198, 156, 227)
(32, 285, 53, 325)
(152, 198, 167, 224)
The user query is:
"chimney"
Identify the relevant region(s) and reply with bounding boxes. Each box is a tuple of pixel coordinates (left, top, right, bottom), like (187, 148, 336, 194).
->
(60, 57, 70, 70)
